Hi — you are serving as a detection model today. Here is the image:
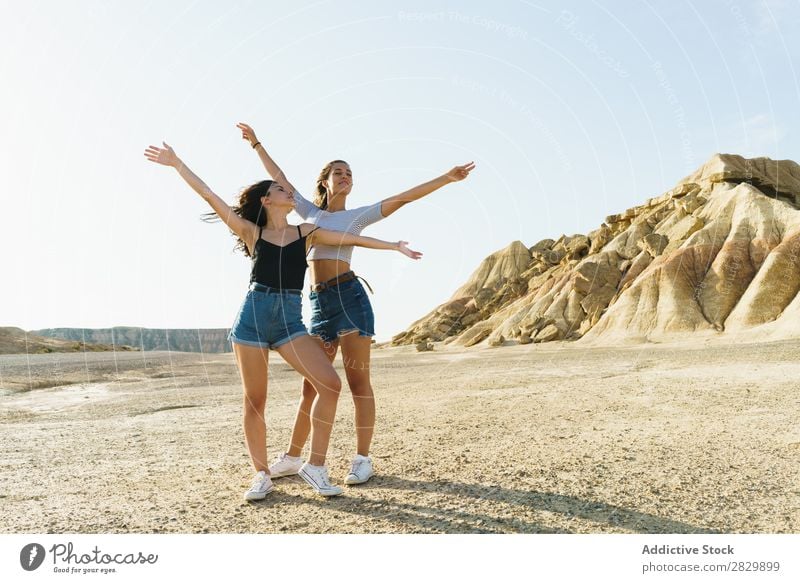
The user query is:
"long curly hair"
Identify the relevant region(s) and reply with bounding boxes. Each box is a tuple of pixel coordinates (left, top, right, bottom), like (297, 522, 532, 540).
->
(314, 160, 349, 210)
(203, 180, 274, 257)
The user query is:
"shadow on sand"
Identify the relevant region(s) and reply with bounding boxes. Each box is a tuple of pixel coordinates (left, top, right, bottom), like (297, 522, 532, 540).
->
(251, 474, 719, 534)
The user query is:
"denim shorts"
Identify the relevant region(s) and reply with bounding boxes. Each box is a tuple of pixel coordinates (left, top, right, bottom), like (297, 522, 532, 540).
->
(308, 278, 375, 343)
(228, 283, 308, 350)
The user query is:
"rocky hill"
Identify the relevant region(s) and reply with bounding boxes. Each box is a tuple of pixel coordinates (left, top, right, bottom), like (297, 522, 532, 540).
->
(0, 327, 128, 354)
(392, 154, 800, 347)
(32, 327, 232, 353)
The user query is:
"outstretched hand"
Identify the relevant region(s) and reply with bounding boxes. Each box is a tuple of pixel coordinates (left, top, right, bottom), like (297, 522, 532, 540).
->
(445, 161, 476, 183)
(236, 122, 258, 147)
(398, 241, 423, 260)
(144, 142, 179, 167)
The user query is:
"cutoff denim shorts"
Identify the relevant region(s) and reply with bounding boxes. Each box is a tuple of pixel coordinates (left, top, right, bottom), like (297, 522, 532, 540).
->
(228, 283, 308, 350)
(308, 278, 375, 343)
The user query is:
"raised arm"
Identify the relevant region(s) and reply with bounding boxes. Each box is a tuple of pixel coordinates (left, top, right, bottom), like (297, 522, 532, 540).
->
(304, 226, 422, 260)
(144, 142, 257, 245)
(237, 122, 321, 219)
(379, 162, 476, 218)
(237, 122, 297, 193)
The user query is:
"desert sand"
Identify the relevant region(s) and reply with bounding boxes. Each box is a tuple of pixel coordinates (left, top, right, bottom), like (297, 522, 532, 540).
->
(1, 338, 798, 534)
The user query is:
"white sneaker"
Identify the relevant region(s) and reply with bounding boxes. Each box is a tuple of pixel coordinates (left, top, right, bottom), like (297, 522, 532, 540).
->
(344, 454, 374, 485)
(299, 463, 343, 497)
(244, 470, 274, 501)
(268, 452, 303, 478)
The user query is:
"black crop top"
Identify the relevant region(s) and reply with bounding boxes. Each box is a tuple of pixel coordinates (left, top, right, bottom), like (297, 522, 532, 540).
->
(250, 225, 315, 290)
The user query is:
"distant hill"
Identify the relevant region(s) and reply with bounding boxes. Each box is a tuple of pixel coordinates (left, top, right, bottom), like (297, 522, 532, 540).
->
(0, 327, 129, 355)
(393, 153, 800, 347)
(32, 327, 232, 353)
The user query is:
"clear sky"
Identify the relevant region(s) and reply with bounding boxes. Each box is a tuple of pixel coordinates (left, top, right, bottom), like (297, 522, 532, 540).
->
(1, 0, 797, 341)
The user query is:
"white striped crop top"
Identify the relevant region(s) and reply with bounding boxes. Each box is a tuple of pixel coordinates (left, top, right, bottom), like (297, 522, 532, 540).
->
(292, 190, 386, 263)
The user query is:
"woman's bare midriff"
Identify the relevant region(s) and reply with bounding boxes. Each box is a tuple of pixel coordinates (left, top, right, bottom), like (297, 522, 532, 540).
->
(309, 259, 352, 284)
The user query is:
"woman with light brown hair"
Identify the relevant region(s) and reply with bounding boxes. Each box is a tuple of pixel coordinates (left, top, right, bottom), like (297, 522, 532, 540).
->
(237, 122, 474, 485)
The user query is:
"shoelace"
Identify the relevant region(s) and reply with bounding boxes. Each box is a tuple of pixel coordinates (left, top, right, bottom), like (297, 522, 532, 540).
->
(350, 459, 366, 475)
(313, 467, 333, 488)
(320, 472, 332, 487)
(250, 473, 268, 490)
(278, 453, 299, 466)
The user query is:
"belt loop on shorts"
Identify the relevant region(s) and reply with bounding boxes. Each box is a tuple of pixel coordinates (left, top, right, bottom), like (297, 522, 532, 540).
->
(250, 282, 302, 296)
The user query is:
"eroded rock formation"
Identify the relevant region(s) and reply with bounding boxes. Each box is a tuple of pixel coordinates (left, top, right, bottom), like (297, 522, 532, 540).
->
(32, 327, 231, 353)
(0, 327, 127, 354)
(392, 154, 800, 346)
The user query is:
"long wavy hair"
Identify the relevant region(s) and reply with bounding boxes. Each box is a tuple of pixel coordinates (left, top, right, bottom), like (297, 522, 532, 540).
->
(314, 160, 349, 210)
(203, 180, 274, 257)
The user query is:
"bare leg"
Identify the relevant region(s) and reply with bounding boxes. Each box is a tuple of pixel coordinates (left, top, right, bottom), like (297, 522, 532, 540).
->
(232, 343, 270, 473)
(276, 335, 342, 466)
(285, 338, 339, 457)
(338, 332, 374, 457)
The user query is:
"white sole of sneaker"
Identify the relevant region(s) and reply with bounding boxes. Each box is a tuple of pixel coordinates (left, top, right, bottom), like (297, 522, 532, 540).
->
(244, 485, 274, 501)
(344, 473, 374, 485)
(269, 469, 300, 479)
(299, 469, 343, 497)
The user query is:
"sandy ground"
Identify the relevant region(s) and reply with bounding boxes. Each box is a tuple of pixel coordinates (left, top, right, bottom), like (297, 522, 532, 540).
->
(0, 339, 798, 534)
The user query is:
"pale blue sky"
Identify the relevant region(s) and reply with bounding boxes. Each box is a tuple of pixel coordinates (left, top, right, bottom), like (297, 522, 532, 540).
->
(1, 0, 797, 340)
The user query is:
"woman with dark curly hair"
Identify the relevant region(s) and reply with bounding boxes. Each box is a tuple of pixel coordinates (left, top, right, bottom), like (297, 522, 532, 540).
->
(144, 141, 421, 500)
